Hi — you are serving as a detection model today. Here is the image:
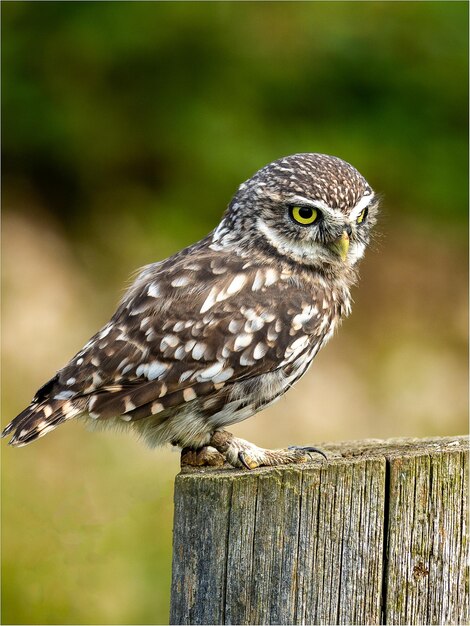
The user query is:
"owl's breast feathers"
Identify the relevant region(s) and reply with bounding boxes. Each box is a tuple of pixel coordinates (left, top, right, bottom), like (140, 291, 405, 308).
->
(3, 241, 351, 447)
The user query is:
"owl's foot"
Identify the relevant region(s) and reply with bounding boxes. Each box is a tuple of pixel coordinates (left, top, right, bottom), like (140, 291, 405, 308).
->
(180, 445, 226, 468)
(209, 430, 327, 470)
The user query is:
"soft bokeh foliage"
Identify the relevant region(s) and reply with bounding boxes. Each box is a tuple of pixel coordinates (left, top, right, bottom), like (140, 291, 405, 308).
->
(2, 2, 468, 624)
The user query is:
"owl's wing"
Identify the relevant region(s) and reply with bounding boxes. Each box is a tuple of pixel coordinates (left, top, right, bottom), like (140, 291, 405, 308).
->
(3, 251, 332, 444)
(67, 260, 328, 420)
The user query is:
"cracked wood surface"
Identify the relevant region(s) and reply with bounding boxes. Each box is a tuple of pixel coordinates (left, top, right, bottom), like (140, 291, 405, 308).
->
(170, 435, 468, 625)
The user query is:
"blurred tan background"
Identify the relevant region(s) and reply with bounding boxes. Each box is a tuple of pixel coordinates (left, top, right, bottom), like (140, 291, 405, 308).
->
(2, 2, 468, 624)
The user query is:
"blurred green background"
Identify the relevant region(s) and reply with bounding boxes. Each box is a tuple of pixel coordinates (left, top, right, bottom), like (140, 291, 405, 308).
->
(2, 2, 468, 624)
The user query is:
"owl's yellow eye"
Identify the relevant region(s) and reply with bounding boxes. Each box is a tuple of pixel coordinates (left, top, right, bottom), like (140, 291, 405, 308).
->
(290, 206, 318, 225)
(356, 207, 368, 224)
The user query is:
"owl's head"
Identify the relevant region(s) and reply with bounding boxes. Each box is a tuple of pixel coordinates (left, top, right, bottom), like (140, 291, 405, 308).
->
(223, 153, 378, 272)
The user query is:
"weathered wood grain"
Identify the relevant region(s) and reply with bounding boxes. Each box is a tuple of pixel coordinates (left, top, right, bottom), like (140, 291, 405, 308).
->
(170, 436, 468, 625)
(384, 442, 468, 625)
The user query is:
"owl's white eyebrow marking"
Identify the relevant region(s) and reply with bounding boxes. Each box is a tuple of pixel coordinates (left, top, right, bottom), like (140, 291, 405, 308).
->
(350, 192, 375, 219)
(289, 195, 329, 210)
(350, 192, 375, 220)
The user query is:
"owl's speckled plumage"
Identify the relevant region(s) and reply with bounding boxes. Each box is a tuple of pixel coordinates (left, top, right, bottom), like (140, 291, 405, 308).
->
(2, 153, 378, 468)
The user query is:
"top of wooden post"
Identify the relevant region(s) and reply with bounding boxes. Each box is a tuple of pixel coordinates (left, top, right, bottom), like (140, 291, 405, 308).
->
(177, 434, 468, 478)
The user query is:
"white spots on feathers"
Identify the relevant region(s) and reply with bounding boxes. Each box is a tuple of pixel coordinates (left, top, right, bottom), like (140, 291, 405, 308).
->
(197, 362, 224, 381)
(192, 342, 207, 360)
(77, 358, 84, 365)
(92, 372, 103, 387)
(213, 367, 234, 383)
(185, 262, 201, 271)
(140, 317, 151, 329)
(292, 305, 318, 330)
(171, 275, 190, 288)
(291, 335, 310, 352)
(234, 333, 253, 351)
(253, 342, 269, 360)
(265, 268, 278, 287)
(208, 242, 224, 252)
(174, 346, 186, 360)
(252, 270, 264, 291)
(244, 315, 265, 333)
(25, 422, 56, 437)
(124, 398, 136, 413)
(284, 335, 310, 361)
(151, 401, 164, 414)
(226, 274, 246, 295)
(210, 260, 228, 274)
(136, 361, 168, 380)
(148, 282, 161, 298)
(184, 339, 196, 353)
(66, 377, 76, 386)
(183, 388, 197, 402)
(89, 395, 99, 411)
(267, 326, 279, 342)
(249, 267, 279, 290)
(160, 334, 179, 350)
(228, 319, 244, 334)
(179, 370, 194, 383)
(200, 274, 247, 313)
(200, 287, 218, 314)
(54, 390, 75, 400)
(145, 328, 157, 342)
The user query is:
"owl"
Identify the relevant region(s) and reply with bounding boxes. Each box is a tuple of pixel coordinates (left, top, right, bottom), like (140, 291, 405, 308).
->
(2, 153, 378, 469)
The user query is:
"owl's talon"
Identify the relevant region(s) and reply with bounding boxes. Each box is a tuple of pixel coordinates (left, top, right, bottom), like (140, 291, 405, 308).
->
(208, 430, 327, 469)
(238, 451, 252, 470)
(288, 445, 327, 461)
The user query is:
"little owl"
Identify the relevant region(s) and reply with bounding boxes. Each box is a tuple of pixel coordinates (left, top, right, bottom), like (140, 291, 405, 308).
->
(2, 153, 378, 469)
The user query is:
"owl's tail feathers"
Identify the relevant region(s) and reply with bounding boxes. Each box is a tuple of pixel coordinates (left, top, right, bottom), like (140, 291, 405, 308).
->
(1, 399, 82, 447)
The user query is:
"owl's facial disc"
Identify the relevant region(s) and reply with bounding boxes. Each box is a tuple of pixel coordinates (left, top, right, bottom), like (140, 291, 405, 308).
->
(256, 190, 375, 268)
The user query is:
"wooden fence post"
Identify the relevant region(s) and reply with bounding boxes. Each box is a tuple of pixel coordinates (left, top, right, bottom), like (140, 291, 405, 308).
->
(170, 436, 468, 625)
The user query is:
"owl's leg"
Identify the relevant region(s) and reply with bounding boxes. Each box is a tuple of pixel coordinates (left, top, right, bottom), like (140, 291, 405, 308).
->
(209, 430, 326, 470)
(180, 445, 226, 468)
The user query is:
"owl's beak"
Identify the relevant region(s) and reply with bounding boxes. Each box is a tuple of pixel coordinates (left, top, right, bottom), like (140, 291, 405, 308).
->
(329, 231, 350, 261)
